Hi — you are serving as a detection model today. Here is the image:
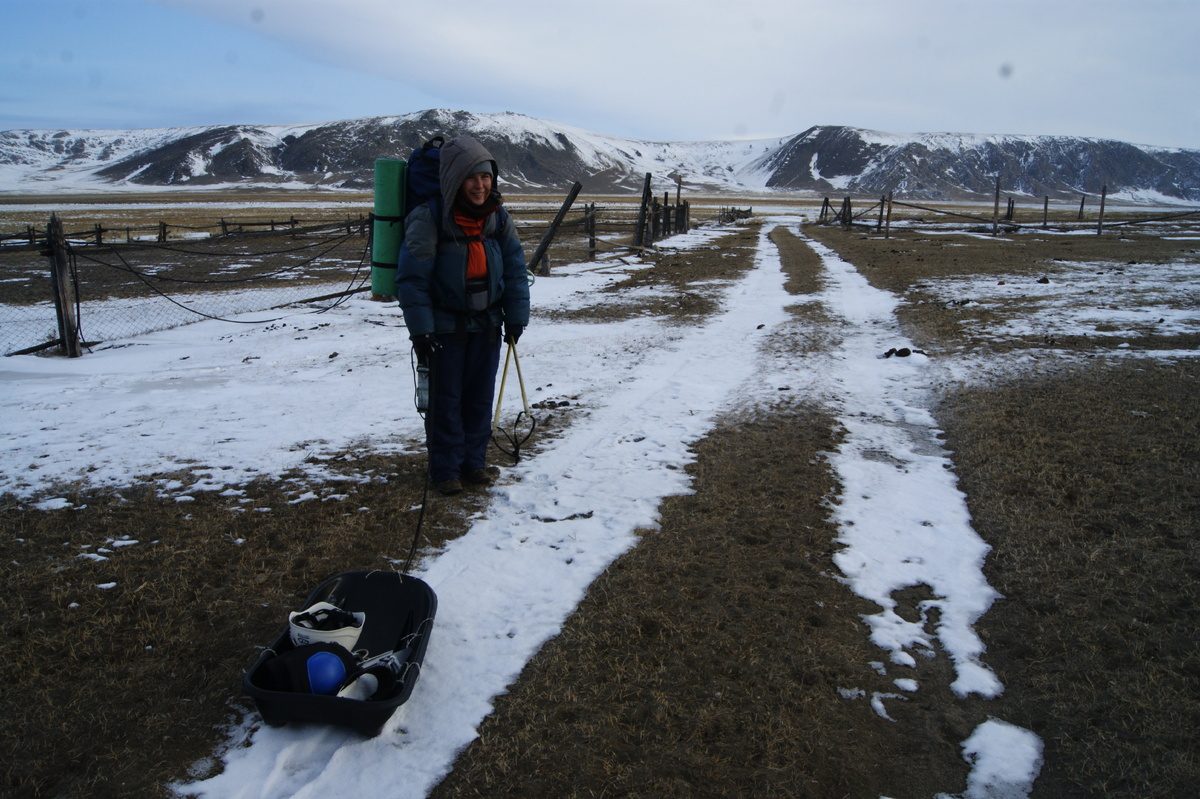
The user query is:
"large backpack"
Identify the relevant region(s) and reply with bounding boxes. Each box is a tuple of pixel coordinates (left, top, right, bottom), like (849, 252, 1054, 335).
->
(404, 136, 444, 231)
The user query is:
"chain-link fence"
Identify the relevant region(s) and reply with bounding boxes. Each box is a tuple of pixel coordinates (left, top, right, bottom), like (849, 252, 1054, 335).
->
(1, 222, 372, 356)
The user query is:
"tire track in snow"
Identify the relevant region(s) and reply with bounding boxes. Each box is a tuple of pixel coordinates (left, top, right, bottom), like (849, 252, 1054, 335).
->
(791, 229, 1042, 796)
(798, 230, 1004, 699)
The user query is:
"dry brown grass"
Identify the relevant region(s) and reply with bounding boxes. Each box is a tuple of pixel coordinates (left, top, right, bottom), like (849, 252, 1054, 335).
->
(939, 361, 1200, 797)
(804, 222, 1200, 357)
(0, 454, 464, 798)
(0, 190, 374, 232)
(429, 407, 999, 799)
(2, 208, 1198, 798)
(804, 223, 1200, 797)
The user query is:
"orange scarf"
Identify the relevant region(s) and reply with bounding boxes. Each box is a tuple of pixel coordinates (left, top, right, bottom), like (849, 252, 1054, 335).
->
(452, 211, 488, 280)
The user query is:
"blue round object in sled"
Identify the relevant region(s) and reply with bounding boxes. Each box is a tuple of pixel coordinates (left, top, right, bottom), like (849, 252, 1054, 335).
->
(306, 651, 348, 695)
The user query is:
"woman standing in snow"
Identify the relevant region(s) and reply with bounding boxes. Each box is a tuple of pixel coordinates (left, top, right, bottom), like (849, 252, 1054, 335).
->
(397, 135, 530, 495)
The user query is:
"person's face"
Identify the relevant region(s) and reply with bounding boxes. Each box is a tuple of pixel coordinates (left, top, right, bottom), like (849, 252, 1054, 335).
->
(461, 171, 493, 206)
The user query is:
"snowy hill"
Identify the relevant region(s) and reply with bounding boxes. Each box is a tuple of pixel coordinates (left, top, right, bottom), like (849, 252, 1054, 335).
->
(2, 109, 1199, 202)
(761, 126, 1200, 203)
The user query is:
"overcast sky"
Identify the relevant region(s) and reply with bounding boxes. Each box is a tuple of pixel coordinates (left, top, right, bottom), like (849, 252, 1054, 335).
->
(4, 0, 1197, 149)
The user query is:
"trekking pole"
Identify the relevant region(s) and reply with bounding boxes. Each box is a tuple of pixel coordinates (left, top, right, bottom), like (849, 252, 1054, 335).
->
(511, 343, 532, 417)
(492, 342, 514, 432)
(492, 340, 536, 462)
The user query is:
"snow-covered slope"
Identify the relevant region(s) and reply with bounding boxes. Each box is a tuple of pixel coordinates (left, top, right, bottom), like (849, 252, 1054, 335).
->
(2, 110, 1198, 202)
(760, 125, 1200, 202)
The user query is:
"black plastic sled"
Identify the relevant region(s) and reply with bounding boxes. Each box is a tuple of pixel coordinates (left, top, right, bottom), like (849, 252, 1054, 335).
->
(243, 570, 437, 737)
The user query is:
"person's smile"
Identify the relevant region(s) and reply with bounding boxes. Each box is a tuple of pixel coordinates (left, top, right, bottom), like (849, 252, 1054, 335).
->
(462, 172, 492, 206)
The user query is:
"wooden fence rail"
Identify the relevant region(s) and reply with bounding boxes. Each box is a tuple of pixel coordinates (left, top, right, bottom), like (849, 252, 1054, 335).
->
(1, 215, 371, 250)
(4, 198, 694, 257)
(819, 188, 1200, 238)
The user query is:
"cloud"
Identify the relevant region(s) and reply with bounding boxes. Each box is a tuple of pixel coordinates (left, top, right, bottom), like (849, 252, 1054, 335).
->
(18, 0, 1200, 147)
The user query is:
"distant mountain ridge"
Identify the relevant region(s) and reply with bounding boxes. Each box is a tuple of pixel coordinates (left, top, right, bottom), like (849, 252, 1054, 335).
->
(2, 109, 1198, 203)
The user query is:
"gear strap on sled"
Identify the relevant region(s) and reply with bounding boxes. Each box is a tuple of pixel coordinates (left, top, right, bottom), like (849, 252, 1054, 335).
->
(491, 340, 536, 462)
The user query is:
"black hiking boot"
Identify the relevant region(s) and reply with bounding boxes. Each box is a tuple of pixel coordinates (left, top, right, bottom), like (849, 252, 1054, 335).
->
(434, 478, 463, 496)
(462, 467, 500, 486)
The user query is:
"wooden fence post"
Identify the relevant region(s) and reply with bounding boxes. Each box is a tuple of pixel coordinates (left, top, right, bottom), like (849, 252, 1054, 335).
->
(527, 180, 583, 277)
(1078, 194, 1086, 220)
(47, 214, 81, 358)
(885, 191, 893, 239)
(1043, 196, 1049, 229)
(633, 173, 653, 247)
(1097, 184, 1107, 235)
(992, 176, 1001, 235)
(877, 195, 886, 230)
(587, 203, 597, 259)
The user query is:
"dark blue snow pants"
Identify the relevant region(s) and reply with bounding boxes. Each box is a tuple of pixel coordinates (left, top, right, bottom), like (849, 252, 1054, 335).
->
(426, 328, 501, 483)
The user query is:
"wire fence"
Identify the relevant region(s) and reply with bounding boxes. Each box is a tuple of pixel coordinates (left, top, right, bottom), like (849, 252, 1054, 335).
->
(1, 196, 705, 358)
(1, 221, 373, 356)
(0, 215, 368, 250)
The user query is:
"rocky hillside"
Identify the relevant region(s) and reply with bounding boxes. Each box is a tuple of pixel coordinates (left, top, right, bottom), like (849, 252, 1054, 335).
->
(2, 109, 1198, 203)
(760, 126, 1200, 202)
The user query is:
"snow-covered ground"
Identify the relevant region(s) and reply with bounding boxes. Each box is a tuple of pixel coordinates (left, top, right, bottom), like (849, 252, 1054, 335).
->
(6, 216, 1197, 797)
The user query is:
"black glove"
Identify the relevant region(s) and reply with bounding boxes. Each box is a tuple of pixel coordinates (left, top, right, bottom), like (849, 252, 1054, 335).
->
(412, 333, 439, 362)
(504, 324, 524, 345)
